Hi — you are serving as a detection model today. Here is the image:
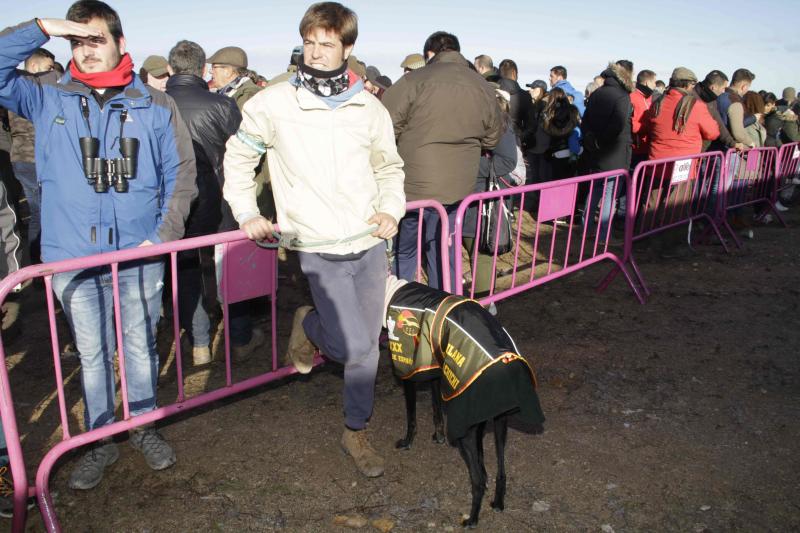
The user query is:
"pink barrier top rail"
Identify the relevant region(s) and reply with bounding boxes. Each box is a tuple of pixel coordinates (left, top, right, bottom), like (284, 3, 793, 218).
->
(453, 169, 645, 305)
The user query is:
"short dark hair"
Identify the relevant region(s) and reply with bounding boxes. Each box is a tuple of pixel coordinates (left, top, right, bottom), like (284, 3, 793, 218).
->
(474, 54, 493, 70)
(655, 80, 666, 88)
(703, 70, 728, 87)
(550, 66, 567, 79)
(53, 62, 65, 76)
(423, 31, 460, 57)
(24, 48, 55, 71)
(138, 67, 148, 83)
(169, 40, 205, 77)
(731, 68, 755, 86)
(66, 0, 124, 45)
(763, 92, 777, 105)
(636, 69, 656, 84)
(616, 60, 633, 74)
(498, 59, 518, 79)
(299, 2, 358, 47)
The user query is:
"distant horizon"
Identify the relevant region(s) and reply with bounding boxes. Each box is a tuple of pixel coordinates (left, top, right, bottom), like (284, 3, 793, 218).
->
(4, 0, 799, 95)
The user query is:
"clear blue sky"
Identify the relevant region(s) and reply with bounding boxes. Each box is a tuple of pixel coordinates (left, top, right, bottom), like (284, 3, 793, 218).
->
(5, 0, 799, 94)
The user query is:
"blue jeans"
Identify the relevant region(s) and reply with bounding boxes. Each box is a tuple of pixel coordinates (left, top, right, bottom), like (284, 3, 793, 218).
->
(584, 176, 617, 238)
(52, 260, 164, 430)
(393, 204, 457, 291)
(11, 161, 40, 262)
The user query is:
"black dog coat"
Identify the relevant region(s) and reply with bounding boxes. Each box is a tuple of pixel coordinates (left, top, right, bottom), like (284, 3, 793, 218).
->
(386, 282, 545, 442)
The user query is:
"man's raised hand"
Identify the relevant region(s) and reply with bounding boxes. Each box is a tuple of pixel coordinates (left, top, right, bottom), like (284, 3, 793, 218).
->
(38, 19, 104, 40)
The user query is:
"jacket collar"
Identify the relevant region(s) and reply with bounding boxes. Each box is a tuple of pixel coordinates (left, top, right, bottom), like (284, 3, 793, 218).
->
(166, 73, 209, 91)
(295, 79, 368, 111)
(427, 50, 470, 67)
(59, 71, 152, 107)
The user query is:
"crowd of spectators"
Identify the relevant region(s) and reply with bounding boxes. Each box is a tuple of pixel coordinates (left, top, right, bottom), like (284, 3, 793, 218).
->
(0, 0, 798, 519)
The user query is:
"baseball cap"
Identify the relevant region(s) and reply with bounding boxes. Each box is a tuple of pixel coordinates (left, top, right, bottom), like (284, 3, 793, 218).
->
(525, 79, 548, 92)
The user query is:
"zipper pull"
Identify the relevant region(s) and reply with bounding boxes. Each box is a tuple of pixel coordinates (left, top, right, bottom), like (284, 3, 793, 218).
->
(108, 228, 113, 245)
(91, 226, 97, 243)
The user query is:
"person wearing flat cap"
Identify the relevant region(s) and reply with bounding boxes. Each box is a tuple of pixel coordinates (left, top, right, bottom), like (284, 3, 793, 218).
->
(400, 53, 425, 73)
(208, 46, 261, 109)
(140, 54, 169, 91)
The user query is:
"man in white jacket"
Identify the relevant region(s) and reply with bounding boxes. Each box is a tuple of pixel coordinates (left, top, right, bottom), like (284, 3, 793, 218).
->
(223, 2, 405, 478)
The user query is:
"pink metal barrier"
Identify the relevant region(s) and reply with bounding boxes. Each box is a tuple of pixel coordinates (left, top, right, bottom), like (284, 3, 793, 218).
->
(599, 152, 727, 297)
(0, 229, 312, 532)
(453, 170, 646, 305)
(776, 141, 800, 199)
(722, 146, 785, 247)
(399, 199, 452, 293)
(0, 202, 445, 531)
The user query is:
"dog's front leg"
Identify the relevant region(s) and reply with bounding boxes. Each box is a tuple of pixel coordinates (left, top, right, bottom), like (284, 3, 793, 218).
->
(490, 415, 509, 512)
(456, 422, 487, 528)
(429, 379, 446, 444)
(395, 380, 417, 450)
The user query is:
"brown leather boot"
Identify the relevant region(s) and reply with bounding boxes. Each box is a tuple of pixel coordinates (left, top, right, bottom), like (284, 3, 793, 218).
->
(341, 428, 385, 478)
(286, 306, 315, 374)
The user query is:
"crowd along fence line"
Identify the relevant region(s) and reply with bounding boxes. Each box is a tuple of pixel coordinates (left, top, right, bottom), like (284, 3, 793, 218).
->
(721, 146, 785, 248)
(452, 170, 647, 306)
(775, 141, 800, 206)
(0, 201, 451, 532)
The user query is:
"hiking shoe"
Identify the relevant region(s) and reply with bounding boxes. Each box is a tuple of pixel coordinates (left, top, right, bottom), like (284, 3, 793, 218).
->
(233, 327, 266, 361)
(286, 306, 315, 374)
(341, 428, 384, 478)
(68, 440, 119, 490)
(129, 428, 176, 471)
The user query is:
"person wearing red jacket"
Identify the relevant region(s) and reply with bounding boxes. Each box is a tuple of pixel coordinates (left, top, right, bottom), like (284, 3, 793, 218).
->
(644, 67, 720, 160)
(630, 69, 656, 168)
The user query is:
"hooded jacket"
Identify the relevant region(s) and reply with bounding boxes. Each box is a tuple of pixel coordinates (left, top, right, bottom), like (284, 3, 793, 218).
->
(0, 21, 197, 262)
(166, 73, 242, 235)
(644, 88, 720, 160)
(631, 86, 653, 156)
(553, 79, 585, 116)
(497, 77, 532, 139)
(580, 63, 634, 172)
(382, 50, 503, 204)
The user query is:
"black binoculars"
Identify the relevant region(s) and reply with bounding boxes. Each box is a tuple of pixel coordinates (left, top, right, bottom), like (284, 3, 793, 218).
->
(79, 136, 139, 193)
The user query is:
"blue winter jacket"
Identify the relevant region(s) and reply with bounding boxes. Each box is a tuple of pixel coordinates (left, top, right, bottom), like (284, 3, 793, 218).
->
(0, 20, 197, 262)
(553, 79, 585, 117)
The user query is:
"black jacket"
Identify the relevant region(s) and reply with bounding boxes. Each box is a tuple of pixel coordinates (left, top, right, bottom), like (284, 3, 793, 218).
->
(498, 78, 532, 139)
(166, 74, 242, 235)
(580, 63, 633, 173)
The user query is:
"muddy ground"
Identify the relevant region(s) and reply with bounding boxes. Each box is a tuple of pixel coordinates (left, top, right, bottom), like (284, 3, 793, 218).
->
(3, 207, 800, 532)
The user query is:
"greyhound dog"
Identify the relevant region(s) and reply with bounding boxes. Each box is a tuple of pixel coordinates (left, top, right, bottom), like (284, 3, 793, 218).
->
(384, 276, 545, 528)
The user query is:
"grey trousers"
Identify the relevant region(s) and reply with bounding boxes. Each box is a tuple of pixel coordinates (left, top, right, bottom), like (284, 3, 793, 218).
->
(298, 244, 387, 430)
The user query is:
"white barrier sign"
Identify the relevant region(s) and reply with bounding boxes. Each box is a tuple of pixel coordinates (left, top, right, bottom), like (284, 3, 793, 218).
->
(793, 146, 800, 160)
(671, 159, 692, 183)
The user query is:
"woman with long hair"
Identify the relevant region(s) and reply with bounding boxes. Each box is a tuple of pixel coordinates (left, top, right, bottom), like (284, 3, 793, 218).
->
(541, 88, 581, 180)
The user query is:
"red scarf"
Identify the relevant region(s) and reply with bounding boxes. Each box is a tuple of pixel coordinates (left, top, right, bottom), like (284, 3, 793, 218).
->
(69, 53, 134, 89)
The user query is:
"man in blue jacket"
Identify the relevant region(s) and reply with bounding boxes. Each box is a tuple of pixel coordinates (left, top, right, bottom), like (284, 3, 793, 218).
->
(0, 1, 197, 490)
(549, 65, 585, 117)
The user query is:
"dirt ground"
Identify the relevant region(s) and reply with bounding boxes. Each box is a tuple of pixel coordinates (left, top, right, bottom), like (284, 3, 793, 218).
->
(3, 206, 800, 532)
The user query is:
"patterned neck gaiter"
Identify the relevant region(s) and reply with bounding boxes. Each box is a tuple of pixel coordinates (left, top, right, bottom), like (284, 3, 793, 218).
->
(297, 59, 350, 97)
